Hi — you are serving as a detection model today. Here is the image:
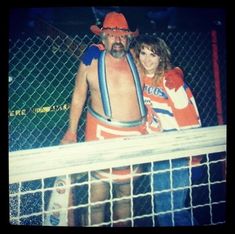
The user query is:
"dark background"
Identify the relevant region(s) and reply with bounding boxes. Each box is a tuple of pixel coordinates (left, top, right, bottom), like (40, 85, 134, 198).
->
(9, 6, 226, 39)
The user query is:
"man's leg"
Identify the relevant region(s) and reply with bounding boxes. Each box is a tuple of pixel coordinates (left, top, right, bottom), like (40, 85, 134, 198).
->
(113, 181, 131, 227)
(88, 180, 109, 226)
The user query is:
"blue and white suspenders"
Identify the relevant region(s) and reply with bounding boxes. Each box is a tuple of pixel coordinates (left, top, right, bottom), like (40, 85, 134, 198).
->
(98, 50, 146, 120)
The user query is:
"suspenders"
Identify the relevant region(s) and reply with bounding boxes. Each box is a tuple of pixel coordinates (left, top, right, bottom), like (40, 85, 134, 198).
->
(98, 51, 112, 119)
(98, 50, 146, 120)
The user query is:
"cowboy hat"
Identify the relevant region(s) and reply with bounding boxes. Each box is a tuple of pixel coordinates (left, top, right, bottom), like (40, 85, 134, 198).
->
(90, 11, 139, 37)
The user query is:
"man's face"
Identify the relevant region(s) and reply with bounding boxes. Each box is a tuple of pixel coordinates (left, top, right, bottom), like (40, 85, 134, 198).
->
(103, 34, 130, 58)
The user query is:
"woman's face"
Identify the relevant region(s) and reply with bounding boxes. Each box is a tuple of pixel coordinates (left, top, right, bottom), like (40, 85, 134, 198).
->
(139, 46, 160, 75)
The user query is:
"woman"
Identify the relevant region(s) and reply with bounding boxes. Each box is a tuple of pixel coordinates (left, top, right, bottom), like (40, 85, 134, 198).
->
(134, 35, 201, 226)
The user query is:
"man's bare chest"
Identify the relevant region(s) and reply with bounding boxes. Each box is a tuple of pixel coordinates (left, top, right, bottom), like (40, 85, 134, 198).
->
(87, 60, 135, 92)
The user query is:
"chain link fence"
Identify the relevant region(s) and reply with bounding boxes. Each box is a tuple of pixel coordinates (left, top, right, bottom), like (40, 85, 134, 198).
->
(8, 28, 227, 152)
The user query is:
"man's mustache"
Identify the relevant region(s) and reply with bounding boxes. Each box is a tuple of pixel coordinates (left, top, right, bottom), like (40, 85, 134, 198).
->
(112, 43, 124, 50)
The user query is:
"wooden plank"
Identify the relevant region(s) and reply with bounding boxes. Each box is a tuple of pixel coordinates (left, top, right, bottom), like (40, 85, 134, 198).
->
(9, 125, 226, 184)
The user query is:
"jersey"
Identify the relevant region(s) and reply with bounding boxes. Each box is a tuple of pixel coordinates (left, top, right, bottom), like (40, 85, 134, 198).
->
(143, 69, 201, 132)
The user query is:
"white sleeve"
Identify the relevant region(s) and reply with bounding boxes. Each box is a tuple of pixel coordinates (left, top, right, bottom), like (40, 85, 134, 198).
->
(163, 79, 188, 109)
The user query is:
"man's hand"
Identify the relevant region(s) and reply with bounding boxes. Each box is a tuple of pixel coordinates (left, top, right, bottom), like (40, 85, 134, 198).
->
(165, 67, 184, 91)
(60, 130, 77, 145)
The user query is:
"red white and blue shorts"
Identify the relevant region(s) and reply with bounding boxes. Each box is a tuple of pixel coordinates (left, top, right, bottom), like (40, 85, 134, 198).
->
(85, 105, 147, 183)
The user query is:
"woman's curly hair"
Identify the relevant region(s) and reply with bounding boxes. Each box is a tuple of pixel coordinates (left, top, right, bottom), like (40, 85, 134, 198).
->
(134, 35, 173, 85)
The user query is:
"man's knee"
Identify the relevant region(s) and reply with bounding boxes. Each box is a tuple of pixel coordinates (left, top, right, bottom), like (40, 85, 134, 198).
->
(114, 182, 131, 198)
(90, 181, 109, 202)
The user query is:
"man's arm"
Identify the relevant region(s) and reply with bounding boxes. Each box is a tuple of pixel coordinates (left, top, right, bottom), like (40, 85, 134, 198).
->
(60, 62, 88, 144)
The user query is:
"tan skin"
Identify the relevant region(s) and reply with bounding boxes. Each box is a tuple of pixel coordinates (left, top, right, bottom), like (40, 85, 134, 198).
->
(65, 34, 143, 226)
(64, 34, 143, 142)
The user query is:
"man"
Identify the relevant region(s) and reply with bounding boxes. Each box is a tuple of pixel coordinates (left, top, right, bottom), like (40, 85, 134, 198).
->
(60, 11, 147, 226)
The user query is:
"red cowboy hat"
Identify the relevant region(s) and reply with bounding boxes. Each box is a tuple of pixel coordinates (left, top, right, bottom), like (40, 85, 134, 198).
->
(90, 11, 139, 37)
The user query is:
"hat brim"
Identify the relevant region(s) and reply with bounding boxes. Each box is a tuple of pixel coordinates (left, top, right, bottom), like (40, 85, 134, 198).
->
(90, 25, 139, 37)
